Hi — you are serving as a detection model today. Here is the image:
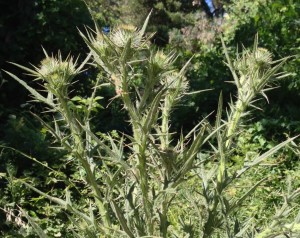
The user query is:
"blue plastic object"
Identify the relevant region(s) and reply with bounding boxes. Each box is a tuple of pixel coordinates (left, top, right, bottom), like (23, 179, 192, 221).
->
(102, 26, 110, 34)
(204, 0, 215, 15)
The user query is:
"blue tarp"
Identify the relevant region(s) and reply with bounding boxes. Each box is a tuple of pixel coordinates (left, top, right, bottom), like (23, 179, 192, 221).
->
(204, 0, 215, 15)
(102, 26, 110, 34)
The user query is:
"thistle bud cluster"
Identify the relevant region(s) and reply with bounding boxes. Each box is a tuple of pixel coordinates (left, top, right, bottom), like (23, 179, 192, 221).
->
(233, 46, 274, 104)
(110, 25, 146, 49)
(85, 24, 151, 76)
(224, 37, 289, 148)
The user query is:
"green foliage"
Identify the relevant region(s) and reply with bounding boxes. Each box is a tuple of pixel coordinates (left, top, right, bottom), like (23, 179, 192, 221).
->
(0, 0, 93, 110)
(0, 114, 72, 237)
(89, 0, 197, 46)
(222, 0, 267, 42)
(223, 0, 300, 122)
(255, 0, 300, 92)
(83, 0, 120, 26)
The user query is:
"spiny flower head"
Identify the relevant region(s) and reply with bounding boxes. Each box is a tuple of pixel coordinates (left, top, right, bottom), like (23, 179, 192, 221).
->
(36, 53, 78, 95)
(110, 24, 146, 49)
(234, 47, 272, 77)
(162, 71, 189, 103)
(148, 51, 176, 77)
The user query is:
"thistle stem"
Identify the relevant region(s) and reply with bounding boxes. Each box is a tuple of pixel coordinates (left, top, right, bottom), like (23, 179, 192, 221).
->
(120, 63, 154, 234)
(58, 94, 111, 228)
(161, 97, 171, 150)
(226, 99, 246, 149)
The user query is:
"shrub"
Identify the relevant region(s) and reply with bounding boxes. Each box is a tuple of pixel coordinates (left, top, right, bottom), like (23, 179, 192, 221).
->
(2, 13, 300, 238)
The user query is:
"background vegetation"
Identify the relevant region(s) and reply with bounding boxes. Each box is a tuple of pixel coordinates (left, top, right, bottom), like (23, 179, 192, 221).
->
(0, 0, 300, 237)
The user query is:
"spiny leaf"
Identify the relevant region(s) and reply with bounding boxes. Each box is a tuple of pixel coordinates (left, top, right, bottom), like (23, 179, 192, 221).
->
(140, 10, 152, 37)
(19, 207, 49, 238)
(142, 89, 164, 133)
(21, 181, 93, 224)
(177, 55, 193, 78)
(173, 125, 207, 185)
(3, 70, 55, 107)
(76, 52, 91, 73)
(234, 218, 254, 238)
(0, 145, 56, 172)
(111, 200, 135, 238)
(8, 62, 39, 76)
(221, 37, 241, 88)
(185, 112, 212, 140)
(236, 136, 298, 177)
(121, 37, 132, 62)
(229, 178, 267, 213)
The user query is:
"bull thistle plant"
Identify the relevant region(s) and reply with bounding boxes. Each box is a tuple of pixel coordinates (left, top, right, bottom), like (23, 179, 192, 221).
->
(3, 12, 300, 238)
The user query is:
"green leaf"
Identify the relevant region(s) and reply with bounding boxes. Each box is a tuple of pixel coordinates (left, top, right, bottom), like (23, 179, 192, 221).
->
(221, 37, 240, 88)
(173, 124, 207, 185)
(229, 178, 267, 213)
(140, 10, 152, 37)
(21, 181, 93, 224)
(111, 200, 135, 238)
(3, 70, 55, 107)
(142, 89, 164, 133)
(19, 207, 49, 238)
(236, 136, 298, 177)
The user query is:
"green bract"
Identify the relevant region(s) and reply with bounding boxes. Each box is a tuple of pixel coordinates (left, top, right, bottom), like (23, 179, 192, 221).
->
(37, 55, 77, 95)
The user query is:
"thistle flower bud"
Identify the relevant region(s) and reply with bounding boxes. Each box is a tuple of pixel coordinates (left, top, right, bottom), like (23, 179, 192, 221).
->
(150, 51, 176, 76)
(233, 46, 274, 94)
(234, 47, 272, 78)
(110, 25, 144, 49)
(37, 54, 77, 95)
(254, 47, 272, 70)
(163, 72, 188, 93)
(92, 34, 108, 53)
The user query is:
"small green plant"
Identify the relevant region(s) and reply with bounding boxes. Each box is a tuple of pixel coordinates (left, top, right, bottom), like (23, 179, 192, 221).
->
(2, 13, 300, 238)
